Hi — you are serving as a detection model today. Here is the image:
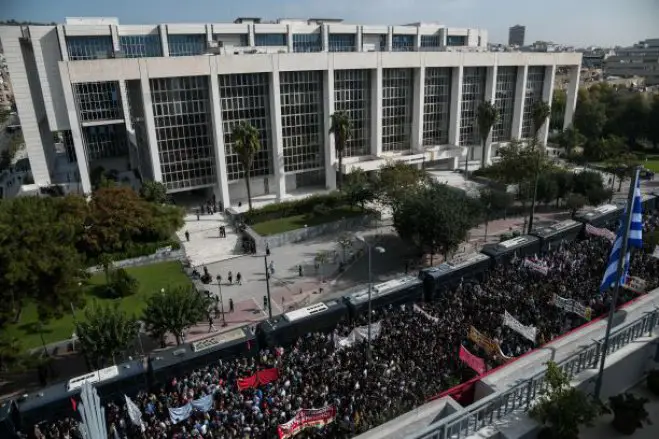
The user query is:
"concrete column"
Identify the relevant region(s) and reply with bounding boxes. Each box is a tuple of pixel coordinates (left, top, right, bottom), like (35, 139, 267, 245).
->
(415, 27, 422, 50)
(411, 67, 425, 152)
(387, 27, 393, 52)
(159, 25, 169, 57)
(539, 64, 557, 145)
(286, 25, 294, 53)
(563, 65, 581, 130)
(117, 80, 135, 169)
(269, 71, 286, 199)
(370, 67, 383, 156)
(482, 65, 498, 165)
(205, 24, 213, 46)
(56, 25, 69, 61)
(356, 26, 363, 52)
(323, 70, 337, 189)
(138, 59, 162, 182)
(439, 28, 448, 47)
(448, 66, 463, 146)
(110, 25, 120, 54)
(58, 64, 90, 193)
(511, 65, 528, 140)
(208, 61, 231, 207)
(322, 24, 329, 52)
(248, 24, 255, 47)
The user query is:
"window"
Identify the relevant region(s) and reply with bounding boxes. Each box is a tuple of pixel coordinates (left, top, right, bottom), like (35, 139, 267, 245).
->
(66, 36, 113, 60)
(293, 33, 322, 53)
(459, 67, 486, 146)
(423, 68, 452, 146)
(82, 125, 128, 161)
(168, 34, 206, 57)
(420, 35, 442, 49)
(255, 34, 287, 46)
(119, 34, 162, 58)
(334, 69, 371, 157)
(74, 82, 122, 122)
(492, 67, 517, 142)
(447, 35, 467, 46)
(329, 34, 355, 52)
(149, 76, 216, 191)
(279, 71, 324, 172)
(218, 73, 272, 181)
(382, 69, 413, 152)
(522, 66, 546, 139)
(392, 35, 415, 52)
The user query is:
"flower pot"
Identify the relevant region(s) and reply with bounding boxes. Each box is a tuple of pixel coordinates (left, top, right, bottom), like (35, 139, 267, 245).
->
(611, 410, 638, 435)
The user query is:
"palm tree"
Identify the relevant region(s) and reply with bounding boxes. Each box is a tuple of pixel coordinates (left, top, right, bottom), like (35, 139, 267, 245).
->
(476, 101, 499, 169)
(231, 121, 261, 211)
(527, 100, 552, 233)
(329, 111, 352, 190)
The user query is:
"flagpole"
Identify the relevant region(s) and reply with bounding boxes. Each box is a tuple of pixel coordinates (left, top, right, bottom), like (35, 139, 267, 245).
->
(593, 167, 640, 399)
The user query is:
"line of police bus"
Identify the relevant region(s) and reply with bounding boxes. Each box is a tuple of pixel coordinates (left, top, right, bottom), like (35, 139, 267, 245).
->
(1, 195, 656, 437)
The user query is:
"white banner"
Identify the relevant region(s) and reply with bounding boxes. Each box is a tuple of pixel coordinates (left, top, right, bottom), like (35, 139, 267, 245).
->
(552, 294, 592, 320)
(125, 395, 145, 432)
(523, 258, 549, 276)
(503, 311, 537, 343)
(413, 304, 439, 323)
(585, 224, 616, 242)
(334, 321, 382, 350)
(623, 276, 647, 294)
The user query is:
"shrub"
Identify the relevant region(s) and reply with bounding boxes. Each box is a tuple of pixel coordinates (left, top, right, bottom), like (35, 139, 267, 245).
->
(311, 203, 330, 218)
(608, 393, 651, 435)
(105, 268, 139, 298)
(244, 191, 348, 224)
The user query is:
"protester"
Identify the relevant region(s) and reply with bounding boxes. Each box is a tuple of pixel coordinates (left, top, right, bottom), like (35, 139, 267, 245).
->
(23, 215, 659, 439)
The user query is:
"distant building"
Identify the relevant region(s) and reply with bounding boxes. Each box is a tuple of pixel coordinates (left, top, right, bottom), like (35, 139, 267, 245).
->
(508, 25, 525, 46)
(580, 48, 614, 69)
(604, 38, 659, 85)
(0, 53, 14, 110)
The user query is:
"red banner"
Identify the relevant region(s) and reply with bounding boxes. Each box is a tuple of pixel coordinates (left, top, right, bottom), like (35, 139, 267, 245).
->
(237, 368, 280, 391)
(459, 345, 486, 375)
(277, 406, 336, 439)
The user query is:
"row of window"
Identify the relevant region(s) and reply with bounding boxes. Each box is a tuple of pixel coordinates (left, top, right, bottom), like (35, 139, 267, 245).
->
(64, 33, 474, 60)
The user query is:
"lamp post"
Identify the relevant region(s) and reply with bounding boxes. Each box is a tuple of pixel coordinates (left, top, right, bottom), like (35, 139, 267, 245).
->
(263, 254, 273, 319)
(355, 234, 385, 363)
(215, 275, 227, 327)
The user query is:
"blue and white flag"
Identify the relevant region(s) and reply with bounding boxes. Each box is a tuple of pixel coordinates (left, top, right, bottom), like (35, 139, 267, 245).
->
(599, 174, 643, 292)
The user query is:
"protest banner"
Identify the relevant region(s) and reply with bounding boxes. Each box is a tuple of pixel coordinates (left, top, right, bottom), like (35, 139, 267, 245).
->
(278, 406, 336, 439)
(459, 345, 486, 375)
(503, 311, 537, 343)
(552, 294, 592, 320)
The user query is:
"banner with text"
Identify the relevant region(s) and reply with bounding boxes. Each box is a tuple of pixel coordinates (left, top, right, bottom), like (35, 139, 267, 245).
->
(468, 326, 512, 362)
(334, 321, 382, 350)
(523, 258, 549, 276)
(585, 224, 616, 242)
(277, 406, 337, 439)
(503, 311, 537, 343)
(459, 345, 486, 375)
(622, 276, 647, 294)
(413, 304, 439, 323)
(552, 294, 592, 320)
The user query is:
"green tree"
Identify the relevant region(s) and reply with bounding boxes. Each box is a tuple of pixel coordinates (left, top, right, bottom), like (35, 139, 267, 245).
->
(376, 162, 427, 211)
(231, 121, 261, 211)
(551, 171, 574, 207)
(572, 170, 604, 197)
(536, 174, 559, 205)
(614, 93, 649, 147)
(142, 286, 211, 346)
(98, 253, 114, 285)
(0, 334, 25, 372)
(329, 111, 352, 190)
(565, 193, 587, 216)
(479, 188, 513, 239)
(531, 101, 552, 143)
(574, 96, 607, 141)
(586, 186, 614, 206)
(393, 182, 481, 264)
(75, 303, 140, 368)
(550, 89, 566, 130)
(557, 125, 586, 156)
(343, 168, 376, 211)
(139, 181, 168, 204)
(530, 361, 603, 439)
(476, 101, 499, 169)
(648, 95, 659, 148)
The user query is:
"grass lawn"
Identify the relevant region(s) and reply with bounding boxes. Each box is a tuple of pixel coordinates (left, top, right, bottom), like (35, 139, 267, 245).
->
(641, 158, 659, 173)
(251, 206, 366, 236)
(5, 261, 192, 351)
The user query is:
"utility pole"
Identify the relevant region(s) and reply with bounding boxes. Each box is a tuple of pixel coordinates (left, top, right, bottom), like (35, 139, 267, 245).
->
(264, 254, 273, 319)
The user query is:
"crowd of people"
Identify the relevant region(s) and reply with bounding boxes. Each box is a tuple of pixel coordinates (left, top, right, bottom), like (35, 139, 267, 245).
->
(25, 213, 659, 439)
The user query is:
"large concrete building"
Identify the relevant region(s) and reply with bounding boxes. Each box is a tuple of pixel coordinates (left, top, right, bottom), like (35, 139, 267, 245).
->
(0, 17, 581, 206)
(605, 38, 659, 85)
(508, 25, 525, 47)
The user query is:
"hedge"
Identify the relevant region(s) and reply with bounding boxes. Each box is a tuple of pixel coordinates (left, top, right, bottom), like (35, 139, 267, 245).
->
(244, 192, 349, 224)
(86, 239, 181, 267)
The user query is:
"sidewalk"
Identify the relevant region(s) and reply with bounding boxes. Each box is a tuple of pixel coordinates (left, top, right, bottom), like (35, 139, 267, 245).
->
(176, 211, 242, 266)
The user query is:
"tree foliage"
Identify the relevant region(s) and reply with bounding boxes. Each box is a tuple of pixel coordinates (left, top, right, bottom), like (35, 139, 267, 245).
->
(343, 168, 376, 211)
(393, 182, 482, 260)
(531, 101, 552, 140)
(565, 193, 587, 216)
(330, 111, 352, 190)
(231, 121, 261, 210)
(476, 101, 499, 167)
(529, 361, 603, 439)
(139, 181, 168, 204)
(376, 162, 428, 211)
(142, 286, 211, 346)
(75, 303, 140, 368)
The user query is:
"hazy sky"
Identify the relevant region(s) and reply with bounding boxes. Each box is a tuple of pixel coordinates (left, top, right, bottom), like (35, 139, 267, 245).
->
(2, 0, 658, 47)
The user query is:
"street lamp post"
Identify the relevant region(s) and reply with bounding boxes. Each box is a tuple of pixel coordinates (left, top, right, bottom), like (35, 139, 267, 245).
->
(215, 275, 227, 327)
(264, 254, 273, 319)
(355, 234, 385, 364)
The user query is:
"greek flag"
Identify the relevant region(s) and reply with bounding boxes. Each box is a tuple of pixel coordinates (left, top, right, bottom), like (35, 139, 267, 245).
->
(599, 173, 643, 292)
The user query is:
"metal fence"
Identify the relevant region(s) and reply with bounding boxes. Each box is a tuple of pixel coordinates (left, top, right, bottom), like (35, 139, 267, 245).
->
(409, 309, 659, 439)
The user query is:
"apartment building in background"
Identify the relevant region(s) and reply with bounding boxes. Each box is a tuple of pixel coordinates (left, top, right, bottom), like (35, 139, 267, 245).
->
(604, 38, 659, 85)
(0, 17, 581, 205)
(508, 24, 525, 47)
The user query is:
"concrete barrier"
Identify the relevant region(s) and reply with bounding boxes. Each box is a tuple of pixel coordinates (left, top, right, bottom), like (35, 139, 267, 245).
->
(86, 249, 186, 273)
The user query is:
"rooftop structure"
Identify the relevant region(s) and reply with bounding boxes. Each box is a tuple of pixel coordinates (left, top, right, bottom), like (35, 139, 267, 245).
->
(604, 38, 659, 85)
